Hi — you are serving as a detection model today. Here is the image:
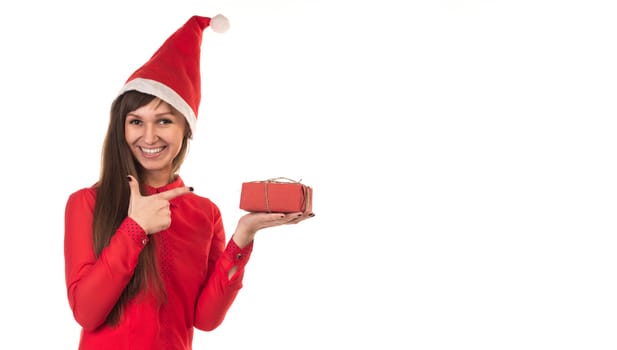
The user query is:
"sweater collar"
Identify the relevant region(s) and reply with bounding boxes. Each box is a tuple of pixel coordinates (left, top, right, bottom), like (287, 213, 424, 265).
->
(143, 175, 185, 195)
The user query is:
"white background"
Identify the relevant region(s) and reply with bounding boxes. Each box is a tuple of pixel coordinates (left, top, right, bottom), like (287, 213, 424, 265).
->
(0, 0, 616, 349)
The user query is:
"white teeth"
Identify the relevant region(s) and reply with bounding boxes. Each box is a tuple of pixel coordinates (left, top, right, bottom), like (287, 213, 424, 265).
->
(140, 146, 164, 154)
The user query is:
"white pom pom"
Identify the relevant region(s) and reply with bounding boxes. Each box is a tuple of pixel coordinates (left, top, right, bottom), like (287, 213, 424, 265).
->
(210, 14, 230, 33)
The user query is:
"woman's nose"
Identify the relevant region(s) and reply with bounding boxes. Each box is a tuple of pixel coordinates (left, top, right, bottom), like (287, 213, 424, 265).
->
(142, 124, 158, 144)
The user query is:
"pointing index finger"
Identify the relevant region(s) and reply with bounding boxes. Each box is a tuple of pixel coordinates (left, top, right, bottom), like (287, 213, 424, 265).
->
(157, 186, 193, 200)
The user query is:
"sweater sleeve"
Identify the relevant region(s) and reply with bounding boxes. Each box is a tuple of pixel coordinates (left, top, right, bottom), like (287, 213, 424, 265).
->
(64, 188, 149, 331)
(193, 204, 253, 331)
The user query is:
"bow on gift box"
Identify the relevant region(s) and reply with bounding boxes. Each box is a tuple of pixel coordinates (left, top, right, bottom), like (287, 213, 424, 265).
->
(240, 177, 313, 214)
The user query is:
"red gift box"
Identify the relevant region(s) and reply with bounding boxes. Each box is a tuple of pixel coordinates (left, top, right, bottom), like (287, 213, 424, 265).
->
(239, 178, 313, 214)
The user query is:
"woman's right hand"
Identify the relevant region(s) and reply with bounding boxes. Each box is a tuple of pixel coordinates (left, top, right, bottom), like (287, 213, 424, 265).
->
(127, 175, 192, 234)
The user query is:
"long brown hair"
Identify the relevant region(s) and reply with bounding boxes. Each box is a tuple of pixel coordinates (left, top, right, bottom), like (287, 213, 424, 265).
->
(92, 90, 191, 326)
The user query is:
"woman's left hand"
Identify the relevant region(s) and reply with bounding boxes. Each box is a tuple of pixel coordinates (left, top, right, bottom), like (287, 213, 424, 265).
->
(232, 211, 314, 248)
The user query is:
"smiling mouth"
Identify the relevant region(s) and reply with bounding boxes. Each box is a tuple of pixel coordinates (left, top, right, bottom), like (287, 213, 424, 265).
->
(139, 146, 166, 156)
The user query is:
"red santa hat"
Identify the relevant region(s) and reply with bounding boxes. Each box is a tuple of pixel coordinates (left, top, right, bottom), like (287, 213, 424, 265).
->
(117, 14, 230, 136)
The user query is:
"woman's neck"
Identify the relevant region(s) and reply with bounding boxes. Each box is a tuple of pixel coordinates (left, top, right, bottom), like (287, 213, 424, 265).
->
(143, 171, 176, 188)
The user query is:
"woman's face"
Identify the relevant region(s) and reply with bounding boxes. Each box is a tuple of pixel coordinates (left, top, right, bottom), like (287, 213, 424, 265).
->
(125, 98, 187, 186)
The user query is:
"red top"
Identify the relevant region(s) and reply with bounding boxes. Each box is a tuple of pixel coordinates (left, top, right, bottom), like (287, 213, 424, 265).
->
(64, 176, 253, 349)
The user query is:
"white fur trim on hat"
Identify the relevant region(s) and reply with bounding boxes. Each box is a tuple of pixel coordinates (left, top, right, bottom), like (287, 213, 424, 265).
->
(118, 78, 198, 137)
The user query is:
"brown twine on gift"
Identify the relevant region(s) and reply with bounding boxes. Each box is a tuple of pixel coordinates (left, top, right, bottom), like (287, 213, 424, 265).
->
(261, 177, 302, 213)
(302, 185, 311, 214)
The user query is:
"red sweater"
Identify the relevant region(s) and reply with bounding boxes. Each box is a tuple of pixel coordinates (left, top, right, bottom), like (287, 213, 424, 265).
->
(64, 176, 252, 349)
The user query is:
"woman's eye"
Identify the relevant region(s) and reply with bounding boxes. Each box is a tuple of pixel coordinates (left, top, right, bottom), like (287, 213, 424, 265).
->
(159, 119, 172, 125)
(128, 119, 142, 125)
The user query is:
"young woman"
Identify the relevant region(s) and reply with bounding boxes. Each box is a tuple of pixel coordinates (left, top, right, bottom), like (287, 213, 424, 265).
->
(64, 15, 312, 349)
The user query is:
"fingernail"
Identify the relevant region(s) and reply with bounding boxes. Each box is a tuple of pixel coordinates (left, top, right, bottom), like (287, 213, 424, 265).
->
(127, 175, 132, 182)
(189, 187, 194, 192)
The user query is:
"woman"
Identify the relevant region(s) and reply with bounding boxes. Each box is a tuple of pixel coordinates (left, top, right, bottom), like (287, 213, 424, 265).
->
(64, 15, 312, 349)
